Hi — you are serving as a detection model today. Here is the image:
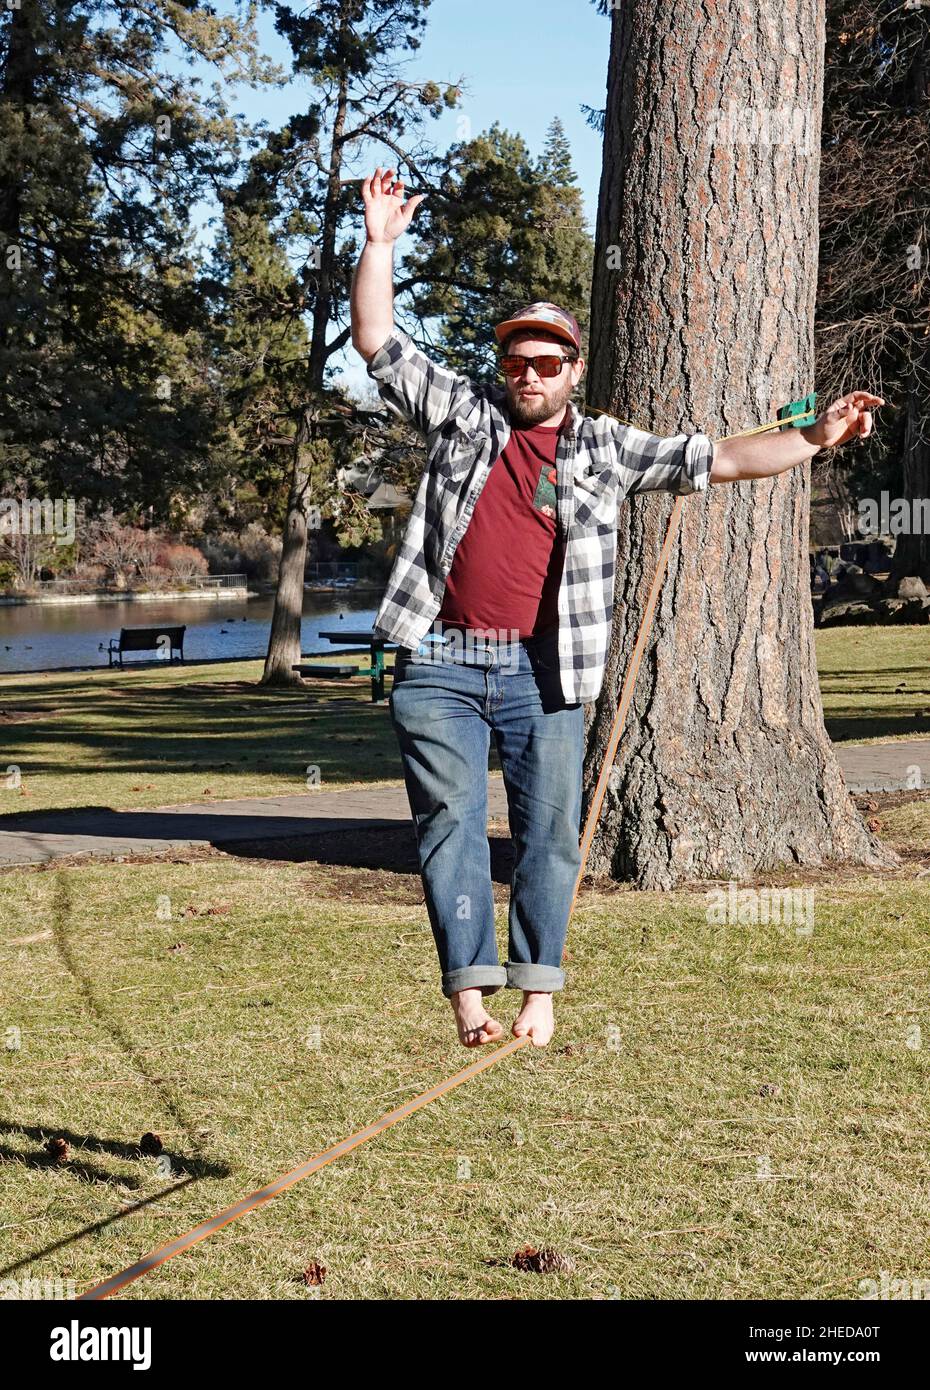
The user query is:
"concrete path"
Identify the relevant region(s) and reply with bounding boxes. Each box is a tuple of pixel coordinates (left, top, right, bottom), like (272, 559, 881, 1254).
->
(0, 781, 511, 867)
(0, 741, 925, 868)
(836, 740, 930, 794)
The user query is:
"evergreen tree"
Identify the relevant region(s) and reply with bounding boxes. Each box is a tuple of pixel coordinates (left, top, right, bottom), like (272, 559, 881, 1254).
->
(0, 0, 274, 508)
(399, 120, 594, 383)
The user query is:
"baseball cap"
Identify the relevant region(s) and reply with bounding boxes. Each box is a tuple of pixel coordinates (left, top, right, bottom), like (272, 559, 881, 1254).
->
(494, 301, 581, 355)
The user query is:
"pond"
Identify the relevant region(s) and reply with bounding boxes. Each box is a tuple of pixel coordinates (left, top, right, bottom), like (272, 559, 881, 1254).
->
(0, 591, 382, 674)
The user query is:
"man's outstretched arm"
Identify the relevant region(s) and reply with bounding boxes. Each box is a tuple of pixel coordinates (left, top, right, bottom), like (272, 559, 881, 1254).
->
(709, 392, 885, 482)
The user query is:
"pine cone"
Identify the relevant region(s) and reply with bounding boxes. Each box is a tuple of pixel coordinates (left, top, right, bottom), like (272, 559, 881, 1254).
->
(301, 1260, 326, 1287)
(511, 1244, 575, 1274)
(139, 1132, 163, 1156)
(45, 1136, 70, 1164)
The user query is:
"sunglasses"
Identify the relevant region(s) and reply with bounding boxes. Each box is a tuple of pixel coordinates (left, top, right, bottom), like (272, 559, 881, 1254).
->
(500, 353, 577, 379)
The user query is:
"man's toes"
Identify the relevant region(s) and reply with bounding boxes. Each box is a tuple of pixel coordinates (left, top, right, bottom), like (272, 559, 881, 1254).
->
(456, 1016, 500, 1047)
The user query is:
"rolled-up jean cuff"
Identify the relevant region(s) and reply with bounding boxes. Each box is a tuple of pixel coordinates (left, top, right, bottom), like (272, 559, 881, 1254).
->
(442, 966, 508, 999)
(505, 962, 565, 993)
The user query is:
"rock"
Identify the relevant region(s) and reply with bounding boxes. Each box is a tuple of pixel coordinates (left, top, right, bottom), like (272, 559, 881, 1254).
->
(846, 566, 879, 597)
(819, 600, 876, 627)
(898, 576, 928, 600)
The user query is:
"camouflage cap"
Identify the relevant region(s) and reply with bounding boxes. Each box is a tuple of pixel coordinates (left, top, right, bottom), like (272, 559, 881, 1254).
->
(494, 301, 581, 355)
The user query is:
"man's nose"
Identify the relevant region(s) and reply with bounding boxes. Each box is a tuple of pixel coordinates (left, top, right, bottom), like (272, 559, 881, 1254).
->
(518, 363, 542, 384)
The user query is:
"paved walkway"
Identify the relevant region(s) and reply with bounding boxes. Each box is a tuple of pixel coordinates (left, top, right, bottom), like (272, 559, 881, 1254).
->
(837, 740, 930, 793)
(0, 742, 925, 868)
(0, 782, 512, 867)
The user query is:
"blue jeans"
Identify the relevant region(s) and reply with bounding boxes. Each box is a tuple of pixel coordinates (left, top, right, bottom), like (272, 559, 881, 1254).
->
(388, 626, 584, 999)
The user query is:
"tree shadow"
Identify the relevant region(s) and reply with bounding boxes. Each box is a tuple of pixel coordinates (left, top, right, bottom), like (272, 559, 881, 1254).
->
(0, 808, 516, 879)
(0, 1166, 199, 1279)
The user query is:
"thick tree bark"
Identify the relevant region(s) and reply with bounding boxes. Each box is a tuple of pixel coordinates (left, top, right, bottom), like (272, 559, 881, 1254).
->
(584, 0, 895, 887)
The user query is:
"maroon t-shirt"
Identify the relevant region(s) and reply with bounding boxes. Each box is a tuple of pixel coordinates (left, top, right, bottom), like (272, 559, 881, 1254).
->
(437, 415, 566, 639)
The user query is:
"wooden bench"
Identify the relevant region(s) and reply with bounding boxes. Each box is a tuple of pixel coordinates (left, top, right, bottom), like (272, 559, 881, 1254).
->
(107, 625, 186, 668)
(292, 663, 361, 680)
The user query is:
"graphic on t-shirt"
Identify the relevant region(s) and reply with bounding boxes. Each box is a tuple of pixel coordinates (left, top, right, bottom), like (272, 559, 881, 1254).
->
(531, 462, 558, 518)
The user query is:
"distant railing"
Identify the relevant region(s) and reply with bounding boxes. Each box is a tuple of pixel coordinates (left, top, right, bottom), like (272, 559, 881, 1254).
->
(306, 562, 358, 579)
(34, 578, 84, 593)
(27, 572, 248, 594)
(192, 573, 248, 590)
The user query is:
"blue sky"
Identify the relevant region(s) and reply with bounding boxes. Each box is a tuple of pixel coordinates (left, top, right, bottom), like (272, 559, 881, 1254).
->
(218, 0, 610, 396)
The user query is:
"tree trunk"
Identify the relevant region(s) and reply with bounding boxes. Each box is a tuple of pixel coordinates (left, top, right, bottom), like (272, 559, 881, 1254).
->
(262, 73, 350, 685)
(584, 0, 895, 887)
(262, 416, 311, 686)
(891, 359, 930, 581)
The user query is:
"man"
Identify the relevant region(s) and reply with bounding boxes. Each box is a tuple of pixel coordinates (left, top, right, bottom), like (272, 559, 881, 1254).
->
(349, 166, 882, 1050)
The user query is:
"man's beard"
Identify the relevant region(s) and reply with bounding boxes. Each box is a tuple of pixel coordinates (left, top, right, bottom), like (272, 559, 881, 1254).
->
(507, 381, 572, 428)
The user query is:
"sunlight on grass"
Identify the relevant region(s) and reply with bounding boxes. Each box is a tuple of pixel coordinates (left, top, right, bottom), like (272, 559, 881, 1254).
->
(2, 860, 928, 1300)
(817, 626, 930, 743)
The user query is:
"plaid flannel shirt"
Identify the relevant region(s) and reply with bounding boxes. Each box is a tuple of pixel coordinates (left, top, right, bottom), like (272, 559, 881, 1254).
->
(366, 326, 715, 704)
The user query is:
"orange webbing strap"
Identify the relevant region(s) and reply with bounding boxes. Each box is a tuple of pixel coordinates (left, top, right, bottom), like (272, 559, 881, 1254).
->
(77, 1034, 531, 1299)
(566, 493, 685, 929)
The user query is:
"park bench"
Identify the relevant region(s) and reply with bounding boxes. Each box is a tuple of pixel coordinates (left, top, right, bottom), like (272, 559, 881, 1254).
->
(107, 625, 186, 668)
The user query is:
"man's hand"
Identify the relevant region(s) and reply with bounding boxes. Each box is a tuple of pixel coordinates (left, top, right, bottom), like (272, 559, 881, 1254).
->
(362, 166, 426, 245)
(804, 391, 885, 450)
(711, 390, 886, 484)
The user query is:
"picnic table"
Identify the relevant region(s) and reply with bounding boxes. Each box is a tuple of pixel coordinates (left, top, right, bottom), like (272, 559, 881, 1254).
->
(293, 629, 396, 702)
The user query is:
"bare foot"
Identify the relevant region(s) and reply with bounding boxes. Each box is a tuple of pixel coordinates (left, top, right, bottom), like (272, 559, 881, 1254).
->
(450, 988, 504, 1048)
(512, 991, 555, 1047)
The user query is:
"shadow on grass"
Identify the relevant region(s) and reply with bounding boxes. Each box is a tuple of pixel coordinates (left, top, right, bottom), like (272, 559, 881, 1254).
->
(0, 872, 235, 1281)
(0, 1170, 199, 1280)
(0, 677, 401, 784)
(223, 821, 517, 882)
(0, 806, 517, 880)
(0, 1121, 229, 1182)
(824, 713, 930, 742)
(46, 874, 229, 1171)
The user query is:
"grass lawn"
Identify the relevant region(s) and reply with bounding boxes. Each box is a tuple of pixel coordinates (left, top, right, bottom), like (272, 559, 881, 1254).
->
(0, 625, 928, 815)
(816, 625, 930, 742)
(1, 859, 928, 1300)
(1, 623, 929, 1300)
(0, 656, 407, 813)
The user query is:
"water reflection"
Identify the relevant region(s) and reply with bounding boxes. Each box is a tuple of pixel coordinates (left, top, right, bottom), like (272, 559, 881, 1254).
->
(0, 592, 381, 674)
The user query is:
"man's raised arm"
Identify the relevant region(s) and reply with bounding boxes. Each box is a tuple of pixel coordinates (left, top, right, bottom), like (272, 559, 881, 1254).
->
(349, 167, 474, 438)
(350, 166, 424, 362)
(709, 393, 884, 481)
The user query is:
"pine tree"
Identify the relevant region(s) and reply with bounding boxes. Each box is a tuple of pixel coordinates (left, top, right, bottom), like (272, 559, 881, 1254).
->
(584, 0, 892, 886)
(256, 0, 463, 685)
(399, 121, 594, 382)
(0, 0, 273, 508)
